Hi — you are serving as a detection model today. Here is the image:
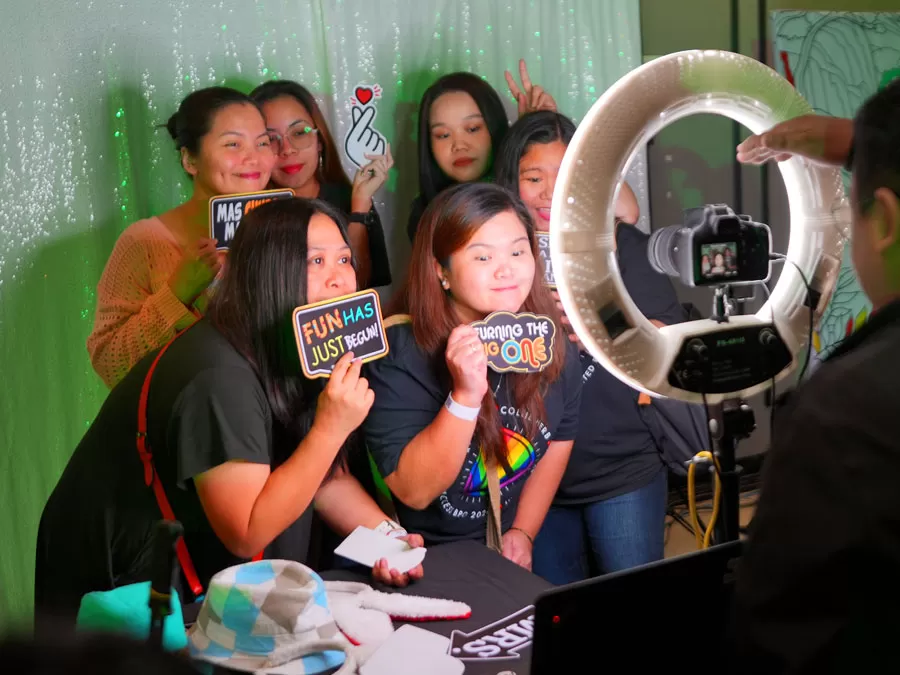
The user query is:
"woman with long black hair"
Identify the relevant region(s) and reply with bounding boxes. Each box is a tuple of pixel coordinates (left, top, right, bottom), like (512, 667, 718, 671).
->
(35, 199, 420, 630)
(406, 62, 557, 242)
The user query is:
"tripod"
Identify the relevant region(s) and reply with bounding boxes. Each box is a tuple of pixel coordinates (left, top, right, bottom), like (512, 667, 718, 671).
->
(701, 286, 759, 544)
(705, 399, 755, 544)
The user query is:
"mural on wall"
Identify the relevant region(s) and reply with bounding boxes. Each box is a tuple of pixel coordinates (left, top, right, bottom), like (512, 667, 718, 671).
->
(772, 10, 900, 359)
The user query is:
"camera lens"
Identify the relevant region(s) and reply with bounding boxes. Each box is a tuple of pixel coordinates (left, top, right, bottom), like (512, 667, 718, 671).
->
(647, 225, 688, 278)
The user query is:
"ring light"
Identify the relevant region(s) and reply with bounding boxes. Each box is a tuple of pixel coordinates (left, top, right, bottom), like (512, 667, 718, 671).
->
(551, 50, 850, 404)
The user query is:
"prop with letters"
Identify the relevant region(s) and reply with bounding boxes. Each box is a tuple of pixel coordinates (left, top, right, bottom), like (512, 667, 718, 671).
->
(293, 289, 389, 378)
(209, 189, 294, 250)
(536, 232, 556, 288)
(472, 311, 556, 374)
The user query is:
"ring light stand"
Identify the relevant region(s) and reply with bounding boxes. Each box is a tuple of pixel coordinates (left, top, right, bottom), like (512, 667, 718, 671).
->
(550, 50, 850, 543)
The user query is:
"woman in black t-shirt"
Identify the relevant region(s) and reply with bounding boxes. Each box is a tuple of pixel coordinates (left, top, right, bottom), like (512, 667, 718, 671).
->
(35, 199, 420, 629)
(365, 183, 582, 571)
(494, 112, 691, 584)
(251, 80, 392, 289)
(406, 62, 558, 243)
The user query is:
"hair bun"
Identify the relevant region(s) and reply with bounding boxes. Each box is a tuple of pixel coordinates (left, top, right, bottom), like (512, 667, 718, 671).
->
(165, 112, 180, 143)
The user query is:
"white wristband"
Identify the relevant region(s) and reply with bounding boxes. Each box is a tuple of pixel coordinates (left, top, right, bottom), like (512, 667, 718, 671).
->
(445, 393, 480, 421)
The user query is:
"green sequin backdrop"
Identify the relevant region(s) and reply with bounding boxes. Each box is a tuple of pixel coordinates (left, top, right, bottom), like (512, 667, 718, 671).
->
(0, 0, 643, 628)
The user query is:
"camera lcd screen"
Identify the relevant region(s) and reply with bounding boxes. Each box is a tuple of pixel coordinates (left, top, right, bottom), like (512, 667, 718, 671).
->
(700, 242, 739, 281)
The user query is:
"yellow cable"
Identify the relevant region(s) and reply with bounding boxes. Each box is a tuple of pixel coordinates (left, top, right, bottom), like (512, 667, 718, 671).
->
(687, 450, 722, 550)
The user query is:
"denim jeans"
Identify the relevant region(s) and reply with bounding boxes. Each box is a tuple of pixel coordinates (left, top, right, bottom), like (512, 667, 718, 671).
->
(532, 468, 668, 585)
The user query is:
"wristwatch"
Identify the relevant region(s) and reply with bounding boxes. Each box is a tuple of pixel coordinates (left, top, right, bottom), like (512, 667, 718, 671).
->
(374, 519, 408, 539)
(348, 211, 373, 230)
(444, 393, 480, 421)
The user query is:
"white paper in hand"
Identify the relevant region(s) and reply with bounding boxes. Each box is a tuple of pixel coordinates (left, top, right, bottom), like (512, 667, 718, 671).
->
(334, 526, 426, 574)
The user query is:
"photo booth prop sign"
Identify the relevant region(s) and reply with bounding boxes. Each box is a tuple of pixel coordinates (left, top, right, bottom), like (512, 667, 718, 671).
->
(344, 83, 387, 168)
(472, 312, 556, 374)
(536, 231, 555, 288)
(292, 289, 389, 378)
(209, 189, 294, 250)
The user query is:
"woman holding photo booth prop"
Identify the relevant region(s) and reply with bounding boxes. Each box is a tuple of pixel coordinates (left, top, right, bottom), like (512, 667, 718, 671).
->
(87, 87, 275, 389)
(36, 199, 421, 630)
(251, 80, 393, 290)
(495, 112, 704, 583)
(365, 182, 582, 571)
(549, 51, 848, 545)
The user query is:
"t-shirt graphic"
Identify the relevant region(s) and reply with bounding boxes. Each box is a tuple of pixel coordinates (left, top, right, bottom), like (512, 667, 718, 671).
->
(440, 411, 551, 524)
(364, 322, 582, 545)
(463, 427, 536, 496)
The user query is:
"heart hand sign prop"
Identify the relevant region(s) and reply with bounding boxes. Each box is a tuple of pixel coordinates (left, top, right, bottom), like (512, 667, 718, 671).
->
(345, 83, 387, 168)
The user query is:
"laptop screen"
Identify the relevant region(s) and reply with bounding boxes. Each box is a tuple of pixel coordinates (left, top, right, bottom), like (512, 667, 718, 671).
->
(531, 540, 743, 674)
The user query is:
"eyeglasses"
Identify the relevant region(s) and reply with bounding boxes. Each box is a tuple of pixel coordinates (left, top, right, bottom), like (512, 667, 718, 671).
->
(269, 124, 319, 152)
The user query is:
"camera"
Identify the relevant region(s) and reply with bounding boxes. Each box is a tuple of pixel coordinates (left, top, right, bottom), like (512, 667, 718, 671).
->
(648, 204, 772, 287)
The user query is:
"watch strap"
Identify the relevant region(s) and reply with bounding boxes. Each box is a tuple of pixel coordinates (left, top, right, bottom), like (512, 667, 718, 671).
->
(348, 211, 371, 227)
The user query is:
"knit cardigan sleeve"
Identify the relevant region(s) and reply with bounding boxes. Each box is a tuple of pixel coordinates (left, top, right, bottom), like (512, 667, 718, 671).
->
(86, 220, 198, 389)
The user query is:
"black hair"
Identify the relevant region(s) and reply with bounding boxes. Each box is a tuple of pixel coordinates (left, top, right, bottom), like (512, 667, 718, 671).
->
(250, 80, 351, 188)
(206, 197, 357, 469)
(417, 72, 510, 205)
(164, 86, 260, 155)
(494, 111, 577, 193)
(852, 78, 900, 210)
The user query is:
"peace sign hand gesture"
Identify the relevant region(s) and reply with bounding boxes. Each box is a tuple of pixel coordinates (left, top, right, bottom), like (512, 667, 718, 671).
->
(505, 58, 558, 118)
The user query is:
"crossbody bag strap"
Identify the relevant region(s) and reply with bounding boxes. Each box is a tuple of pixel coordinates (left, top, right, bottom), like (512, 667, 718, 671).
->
(485, 455, 503, 554)
(136, 324, 260, 601)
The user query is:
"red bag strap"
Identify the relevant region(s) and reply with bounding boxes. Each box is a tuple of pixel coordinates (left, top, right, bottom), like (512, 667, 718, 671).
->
(136, 325, 261, 601)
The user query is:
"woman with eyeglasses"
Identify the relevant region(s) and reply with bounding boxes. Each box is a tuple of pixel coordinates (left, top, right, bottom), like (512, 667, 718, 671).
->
(87, 87, 275, 389)
(251, 81, 392, 290)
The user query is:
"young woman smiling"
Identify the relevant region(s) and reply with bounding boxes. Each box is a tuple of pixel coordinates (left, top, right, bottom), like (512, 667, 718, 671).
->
(366, 183, 582, 571)
(251, 80, 393, 289)
(87, 87, 275, 388)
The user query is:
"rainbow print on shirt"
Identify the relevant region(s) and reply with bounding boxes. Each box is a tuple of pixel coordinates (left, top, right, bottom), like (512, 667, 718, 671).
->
(463, 428, 536, 496)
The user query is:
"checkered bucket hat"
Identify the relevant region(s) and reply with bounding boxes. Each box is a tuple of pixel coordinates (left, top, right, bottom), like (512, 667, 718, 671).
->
(188, 560, 355, 674)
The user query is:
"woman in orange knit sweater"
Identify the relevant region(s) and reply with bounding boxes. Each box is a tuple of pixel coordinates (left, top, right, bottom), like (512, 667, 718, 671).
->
(87, 87, 275, 388)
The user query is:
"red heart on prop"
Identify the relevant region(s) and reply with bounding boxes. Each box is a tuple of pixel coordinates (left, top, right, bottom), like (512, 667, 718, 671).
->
(355, 87, 373, 105)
